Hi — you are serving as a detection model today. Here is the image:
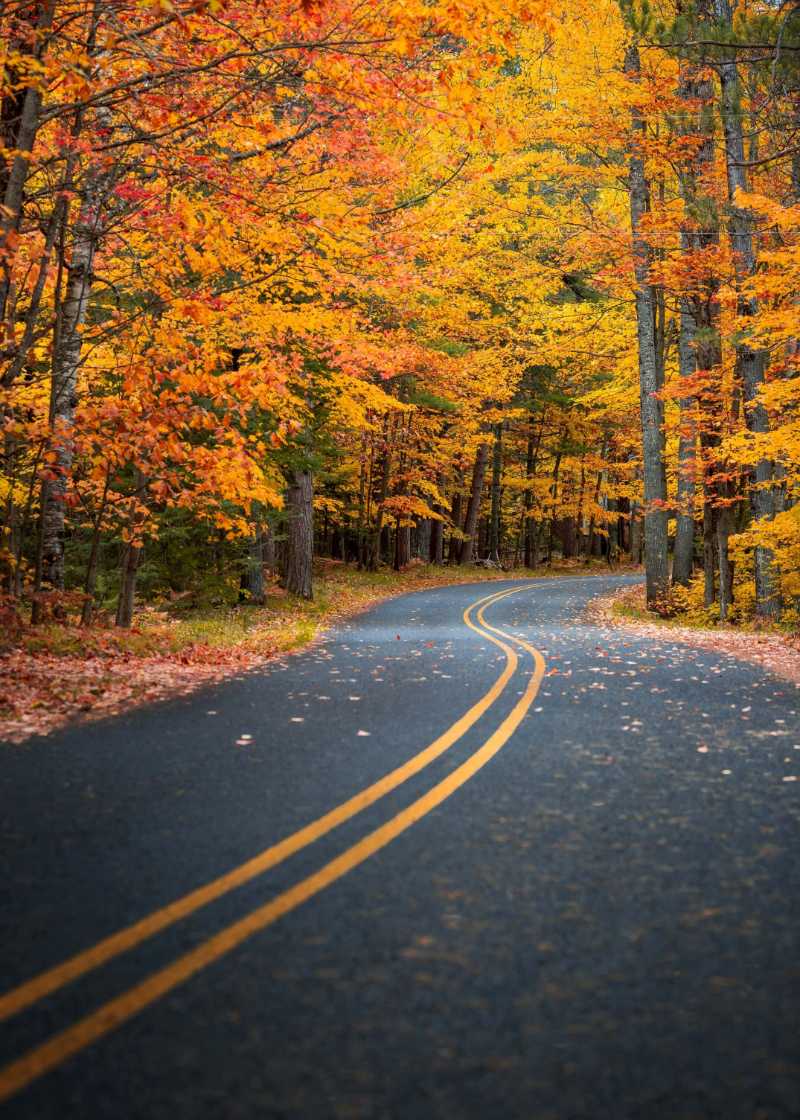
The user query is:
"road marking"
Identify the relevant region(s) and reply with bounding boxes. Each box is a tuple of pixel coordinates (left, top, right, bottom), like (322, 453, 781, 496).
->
(0, 596, 545, 1102)
(0, 585, 524, 1025)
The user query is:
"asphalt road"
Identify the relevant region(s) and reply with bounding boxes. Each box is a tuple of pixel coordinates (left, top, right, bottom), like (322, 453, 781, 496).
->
(2, 574, 799, 1120)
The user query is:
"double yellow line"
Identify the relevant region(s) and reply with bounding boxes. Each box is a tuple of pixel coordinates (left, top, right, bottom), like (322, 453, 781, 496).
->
(0, 583, 546, 1102)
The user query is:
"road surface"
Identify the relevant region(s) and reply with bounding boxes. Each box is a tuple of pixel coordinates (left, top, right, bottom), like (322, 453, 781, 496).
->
(2, 575, 799, 1118)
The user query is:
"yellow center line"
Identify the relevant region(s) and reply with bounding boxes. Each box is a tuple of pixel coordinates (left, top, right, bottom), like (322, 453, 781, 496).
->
(0, 587, 545, 1103)
(0, 584, 525, 1025)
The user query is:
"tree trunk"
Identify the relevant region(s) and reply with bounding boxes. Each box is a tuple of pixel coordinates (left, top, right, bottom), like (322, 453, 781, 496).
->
(0, 2, 55, 326)
(673, 302, 697, 587)
(285, 470, 313, 599)
(355, 432, 369, 569)
(523, 410, 545, 568)
(717, 501, 734, 621)
(366, 421, 391, 571)
(626, 43, 669, 606)
(459, 443, 489, 565)
(263, 523, 276, 575)
(430, 514, 444, 564)
(240, 526, 266, 605)
(115, 544, 142, 628)
(714, 4, 779, 618)
(488, 423, 503, 560)
(448, 488, 463, 564)
(38, 108, 109, 601)
(703, 502, 716, 608)
(81, 474, 110, 625)
(672, 61, 714, 587)
(546, 447, 563, 565)
(630, 509, 643, 564)
(394, 522, 410, 570)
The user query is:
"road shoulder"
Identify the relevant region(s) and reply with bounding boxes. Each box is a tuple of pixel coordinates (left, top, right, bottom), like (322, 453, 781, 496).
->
(588, 582, 800, 688)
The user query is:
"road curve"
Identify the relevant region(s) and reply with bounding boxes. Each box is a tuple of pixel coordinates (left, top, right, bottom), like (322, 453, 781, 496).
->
(1, 574, 799, 1119)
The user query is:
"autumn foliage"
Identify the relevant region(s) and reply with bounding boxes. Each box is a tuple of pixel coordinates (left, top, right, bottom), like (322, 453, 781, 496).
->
(1, 0, 799, 629)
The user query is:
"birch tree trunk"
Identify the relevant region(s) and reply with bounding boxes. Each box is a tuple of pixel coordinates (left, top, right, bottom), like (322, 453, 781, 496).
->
(625, 44, 669, 607)
(38, 165, 106, 597)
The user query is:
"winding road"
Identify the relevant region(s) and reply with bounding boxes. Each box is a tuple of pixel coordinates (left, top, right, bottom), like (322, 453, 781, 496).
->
(2, 574, 799, 1119)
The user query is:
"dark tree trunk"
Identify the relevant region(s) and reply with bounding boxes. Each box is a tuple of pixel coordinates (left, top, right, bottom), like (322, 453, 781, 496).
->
(672, 61, 713, 588)
(416, 518, 431, 561)
(0, 2, 55, 324)
(80, 474, 110, 625)
(523, 410, 545, 568)
(673, 306, 697, 587)
(115, 544, 142, 628)
(263, 523, 276, 575)
(394, 522, 411, 570)
(703, 502, 716, 608)
(546, 448, 563, 565)
(714, 6, 779, 617)
(240, 527, 266, 605)
(630, 510, 643, 564)
(285, 470, 313, 599)
(488, 423, 503, 560)
(626, 44, 669, 606)
(717, 500, 735, 621)
(448, 489, 463, 564)
(559, 517, 578, 559)
(459, 443, 489, 565)
(430, 513, 444, 564)
(367, 427, 391, 571)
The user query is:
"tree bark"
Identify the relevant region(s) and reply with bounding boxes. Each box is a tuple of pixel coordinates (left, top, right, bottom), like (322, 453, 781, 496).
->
(625, 43, 669, 606)
(81, 473, 110, 625)
(714, 1, 780, 618)
(394, 522, 410, 570)
(488, 422, 503, 561)
(115, 544, 142, 628)
(703, 502, 716, 608)
(459, 443, 489, 565)
(448, 487, 463, 564)
(430, 512, 443, 564)
(240, 526, 266, 605)
(416, 517, 431, 561)
(38, 89, 111, 602)
(285, 469, 313, 599)
(366, 418, 391, 571)
(0, 2, 55, 327)
(673, 301, 697, 586)
(717, 501, 735, 621)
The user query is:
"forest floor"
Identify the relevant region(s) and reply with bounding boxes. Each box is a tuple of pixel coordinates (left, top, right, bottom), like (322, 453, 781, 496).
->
(1, 558, 624, 745)
(590, 583, 800, 688)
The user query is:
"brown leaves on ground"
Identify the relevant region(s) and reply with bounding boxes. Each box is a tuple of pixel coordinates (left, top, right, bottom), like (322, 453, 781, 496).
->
(1, 559, 579, 745)
(590, 585, 800, 688)
(0, 643, 274, 745)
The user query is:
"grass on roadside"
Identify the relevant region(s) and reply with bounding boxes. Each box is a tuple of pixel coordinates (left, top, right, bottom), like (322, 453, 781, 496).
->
(608, 581, 798, 636)
(10, 557, 626, 665)
(1, 558, 632, 744)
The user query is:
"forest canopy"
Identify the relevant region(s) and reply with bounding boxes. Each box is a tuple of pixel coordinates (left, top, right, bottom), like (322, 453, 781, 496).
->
(2, 0, 799, 627)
